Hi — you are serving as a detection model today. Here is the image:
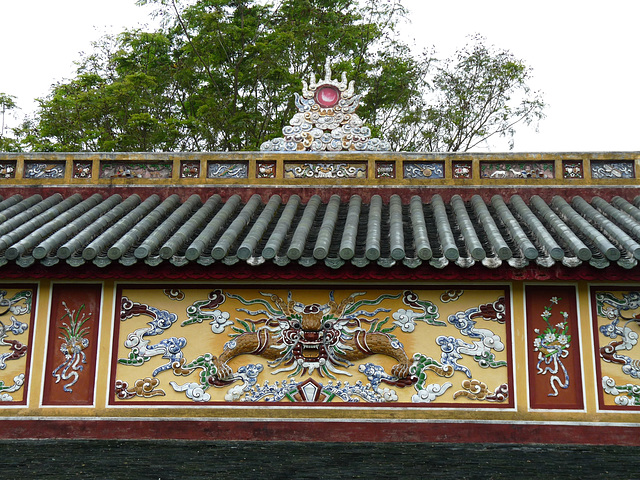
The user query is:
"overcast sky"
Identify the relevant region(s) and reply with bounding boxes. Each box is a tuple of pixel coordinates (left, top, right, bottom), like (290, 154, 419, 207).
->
(1, 0, 638, 152)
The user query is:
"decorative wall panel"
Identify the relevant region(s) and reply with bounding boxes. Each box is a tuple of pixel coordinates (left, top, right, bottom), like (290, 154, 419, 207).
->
(100, 162, 172, 179)
(590, 161, 634, 179)
(403, 162, 444, 179)
(592, 288, 640, 409)
(480, 161, 554, 179)
(0, 286, 36, 405)
(525, 285, 583, 409)
(110, 286, 512, 406)
(24, 162, 65, 179)
(284, 163, 366, 179)
(42, 284, 102, 406)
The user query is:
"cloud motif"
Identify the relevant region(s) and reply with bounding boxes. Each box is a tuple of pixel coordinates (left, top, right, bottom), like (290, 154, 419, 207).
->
(170, 381, 211, 402)
(411, 382, 452, 403)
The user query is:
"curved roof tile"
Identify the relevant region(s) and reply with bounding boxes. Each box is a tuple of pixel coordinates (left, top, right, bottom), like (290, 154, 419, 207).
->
(2, 192, 640, 270)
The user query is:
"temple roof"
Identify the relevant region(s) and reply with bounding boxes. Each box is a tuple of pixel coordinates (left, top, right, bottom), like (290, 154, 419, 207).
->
(1, 189, 640, 271)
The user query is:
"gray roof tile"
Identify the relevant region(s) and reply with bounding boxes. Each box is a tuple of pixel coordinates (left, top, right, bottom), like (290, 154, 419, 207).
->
(3, 192, 640, 270)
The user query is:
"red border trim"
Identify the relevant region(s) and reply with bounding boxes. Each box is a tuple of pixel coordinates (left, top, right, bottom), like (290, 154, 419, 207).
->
(2, 261, 640, 282)
(2, 419, 640, 445)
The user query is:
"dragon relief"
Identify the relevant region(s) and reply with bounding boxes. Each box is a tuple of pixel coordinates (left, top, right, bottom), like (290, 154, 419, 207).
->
(212, 291, 413, 383)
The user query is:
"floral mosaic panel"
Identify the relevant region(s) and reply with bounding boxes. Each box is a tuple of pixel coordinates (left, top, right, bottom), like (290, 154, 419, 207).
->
(525, 286, 583, 409)
(42, 284, 101, 406)
(562, 161, 583, 179)
(453, 162, 472, 179)
(207, 163, 248, 179)
(592, 288, 640, 409)
(110, 286, 512, 406)
(257, 162, 276, 178)
(73, 162, 92, 179)
(375, 162, 395, 179)
(100, 162, 172, 179)
(403, 162, 444, 179)
(0, 162, 16, 179)
(590, 161, 634, 179)
(24, 162, 65, 179)
(180, 161, 200, 179)
(480, 162, 554, 179)
(284, 162, 366, 179)
(0, 287, 36, 405)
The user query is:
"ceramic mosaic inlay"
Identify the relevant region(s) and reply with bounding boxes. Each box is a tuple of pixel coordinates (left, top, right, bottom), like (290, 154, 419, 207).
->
(207, 163, 248, 179)
(43, 284, 101, 406)
(562, 161, 583, 179)
(284, 162, 366, 179)
(480, 162, 554, 179)
(24, 162, 65, 179)
(404, 162, 444, 179)
(453, 162, 472, 179)
(375, 162, 395, 179)
(100, 163, 172, 179)
(0, 287, 35, 404)
(526, 286, 583, 409)
(0, 163, 15, 178)
(590, 161, 634, 179)
(180, 162, 200, 179)
(257, 162, 276, 178)
(593, 289, 640, 409)
(73, 162, 92, 179)
(261, 60, 389, 152)
(110, 286, 512, 406)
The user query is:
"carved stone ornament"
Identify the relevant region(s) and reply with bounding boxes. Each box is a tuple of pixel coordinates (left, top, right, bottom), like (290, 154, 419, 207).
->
(260, 59, 391, 152)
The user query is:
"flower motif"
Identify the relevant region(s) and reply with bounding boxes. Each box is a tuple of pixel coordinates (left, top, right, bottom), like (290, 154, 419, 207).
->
(550, 297, 559, 304)
(544, 333, 556, 343)
(558, 334, 569, 345)
(556, 322, 566, 330)
(533, 338, 542, 348)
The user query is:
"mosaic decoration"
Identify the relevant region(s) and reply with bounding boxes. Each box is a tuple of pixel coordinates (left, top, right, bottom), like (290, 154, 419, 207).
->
(284, 162, 366, 179)
(111, 287, 512, 406)
(532, 297, 571, 396)
(480, 162, 554, 179)
(404, 162, 444, 179)
(51, 303, 91, 393)
(562, 161, 583, 179)
(43, 284, 101, 406)
(453, 162, 472, 179)
(24, 162, 65, 179)
(260, 60, 390, 152)
(0, 288, 34, 403)
(73, 162, 92, 179)
(590, 161, 634, 179)
(594, 289, 640, 408)
(100, 162, 172, 179)
(257, 162, 276, 179)
(180, 162, 200, 179)
(526, 286, 582, 409)
(375, 162, 395, 179)
(207, 163, 248, 179)
(0, 163, 15, 178)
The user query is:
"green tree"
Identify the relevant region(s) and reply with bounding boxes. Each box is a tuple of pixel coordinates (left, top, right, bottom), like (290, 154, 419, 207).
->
(19, 2, 544, 152)
(418, 35, 545, 152)
(0, 93, 20, 152)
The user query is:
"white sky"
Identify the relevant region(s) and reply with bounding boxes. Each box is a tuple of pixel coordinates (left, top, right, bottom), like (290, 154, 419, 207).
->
(1, 0, 638, 152)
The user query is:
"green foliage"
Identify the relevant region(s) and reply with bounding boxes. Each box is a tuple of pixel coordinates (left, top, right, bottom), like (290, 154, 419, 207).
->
(0, 93, 20, 152)
(13, 3, 544, 152)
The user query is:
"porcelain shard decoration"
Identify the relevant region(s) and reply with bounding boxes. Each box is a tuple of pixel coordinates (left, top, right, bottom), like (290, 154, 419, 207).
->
(112, 287, 512, 406)
(260, 59, 390, 152)
(51, 302, 91, 393)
